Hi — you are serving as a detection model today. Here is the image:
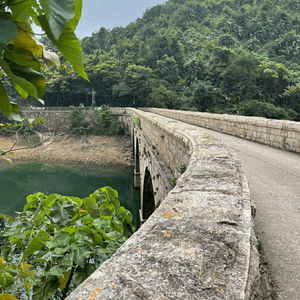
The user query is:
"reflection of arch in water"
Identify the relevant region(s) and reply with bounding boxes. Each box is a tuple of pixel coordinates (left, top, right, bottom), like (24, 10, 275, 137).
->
(142, 167, 155, 220)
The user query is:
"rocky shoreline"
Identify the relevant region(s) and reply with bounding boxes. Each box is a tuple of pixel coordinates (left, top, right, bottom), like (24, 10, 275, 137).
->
(0, 133, 133, 166)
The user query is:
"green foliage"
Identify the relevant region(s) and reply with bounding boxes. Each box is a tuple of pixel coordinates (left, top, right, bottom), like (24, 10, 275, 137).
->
(0, 0, 87, 120)
(133, 116, 140, 127)
(0, 187, 134, 299)
(67, 106, 125, 136)
(43, 0, 300, 120)
(179, 164, 187, 174)
(169, 179, 177, 191)
(236, 100, 298, 120)
(67, 107, 89, 135)
(92, 105, 125, 135)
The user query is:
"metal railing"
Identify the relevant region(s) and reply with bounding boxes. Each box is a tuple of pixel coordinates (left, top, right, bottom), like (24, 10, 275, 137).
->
(21, 107, 91, 112)
(20, 107, 128, 117)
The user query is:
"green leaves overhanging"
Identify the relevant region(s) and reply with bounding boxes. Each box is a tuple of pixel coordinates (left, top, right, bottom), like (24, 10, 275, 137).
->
(0, 81, 12, 117)
(0, 18, 17, 47)
(40, 0, 75, 41)
(0, 0, 88, 119)
(38, 15, 88, 81)
(0, 59, 39, 99)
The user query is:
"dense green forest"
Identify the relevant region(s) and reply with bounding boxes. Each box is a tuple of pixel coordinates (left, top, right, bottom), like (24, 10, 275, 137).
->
(43, 0, 300, 120)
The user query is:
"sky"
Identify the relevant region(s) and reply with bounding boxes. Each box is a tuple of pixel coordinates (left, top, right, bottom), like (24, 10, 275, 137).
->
(32, 0, 167, 39)
(76, 0, 167, 39)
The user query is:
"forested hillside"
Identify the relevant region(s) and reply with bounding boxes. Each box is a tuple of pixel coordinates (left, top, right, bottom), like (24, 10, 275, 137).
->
(44, 0, 300, 120)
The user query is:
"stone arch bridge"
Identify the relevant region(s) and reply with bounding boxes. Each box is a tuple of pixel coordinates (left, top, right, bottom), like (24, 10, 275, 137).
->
(23, 107, 300, 299)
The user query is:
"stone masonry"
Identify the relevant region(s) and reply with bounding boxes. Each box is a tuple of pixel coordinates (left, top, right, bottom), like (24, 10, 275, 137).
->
(141, 108, 300, 153)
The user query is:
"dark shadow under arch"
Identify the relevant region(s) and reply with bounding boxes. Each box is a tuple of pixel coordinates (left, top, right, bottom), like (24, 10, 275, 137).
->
(135, 138, 140, 174)
(132, 130, 135, 156)
(143, 167, 155, 220)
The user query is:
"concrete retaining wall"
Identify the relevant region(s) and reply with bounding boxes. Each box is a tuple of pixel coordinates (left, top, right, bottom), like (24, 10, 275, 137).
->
(66, 108, 259, 300)
(21, 110, 69, 131)
(141, 108, 300, 153)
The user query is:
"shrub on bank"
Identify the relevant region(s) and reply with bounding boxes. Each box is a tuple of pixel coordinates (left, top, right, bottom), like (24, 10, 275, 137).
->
(92, 105, 125, 135)
(67, 106, 125, 136)
(67, 107, 89, 135)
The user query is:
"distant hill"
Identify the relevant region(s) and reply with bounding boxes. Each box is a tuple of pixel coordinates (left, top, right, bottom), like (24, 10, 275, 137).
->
(44, 0, 300, 120)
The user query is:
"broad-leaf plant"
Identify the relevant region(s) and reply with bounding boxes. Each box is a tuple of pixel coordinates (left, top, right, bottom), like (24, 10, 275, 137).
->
(0, 187, 135, 299)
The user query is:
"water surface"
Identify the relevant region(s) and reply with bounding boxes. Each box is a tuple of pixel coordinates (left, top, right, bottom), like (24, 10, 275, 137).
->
(0, 161, 140, 227)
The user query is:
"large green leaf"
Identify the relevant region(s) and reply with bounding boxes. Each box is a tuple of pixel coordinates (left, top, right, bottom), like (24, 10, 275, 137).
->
(0, 17, 17, 46)
(49, 201, 70, 227)
(0, 82, 12, 117)
(10, 0, 39, 25)
(4, 45, 41, 71)
(0, 59, 38, 99)
(14, 82, 29, 99)
(58, 270, 71, 290)
(0, 89, 21, 124)
(0, 294, 19, 300)
(1, 241, 13, 261)
(55, 27, 88, 80)
(40, 0, 75, 41)
(0, 272, 14, 289)
(11, 23, 43, 58)
(119, 206, 133, 223)
(23, 237, 44, 259)
(49, 265, 66, 277)
(66, 0, 82, 31)
(84, 196, 99, 219)
(9, 63, 46, 98)
(71, 244, 91, 268)
(33, 276, 59, 300)
(93, 232, 104, 247)
(46, 231, 71, 249)
(72, 263, 94, 287)
(38, 15, 88, 81)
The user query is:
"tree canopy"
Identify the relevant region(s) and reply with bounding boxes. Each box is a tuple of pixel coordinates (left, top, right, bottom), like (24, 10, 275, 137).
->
(44, 0, 300, 120)
(0, 0, 88, 120)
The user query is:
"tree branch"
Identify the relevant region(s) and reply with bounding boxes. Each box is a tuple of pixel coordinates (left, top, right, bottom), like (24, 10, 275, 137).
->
(0, 130, 52, 157)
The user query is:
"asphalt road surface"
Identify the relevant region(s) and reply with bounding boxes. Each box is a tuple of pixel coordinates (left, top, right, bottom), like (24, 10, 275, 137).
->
(195, 126, 300, 300)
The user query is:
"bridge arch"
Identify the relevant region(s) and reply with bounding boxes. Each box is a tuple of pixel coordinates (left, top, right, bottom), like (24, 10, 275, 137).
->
(142, 167, 155, 220)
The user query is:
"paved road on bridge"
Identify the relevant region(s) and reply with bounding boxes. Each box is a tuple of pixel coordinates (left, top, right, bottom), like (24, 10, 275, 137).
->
(191, 126, 300, 299)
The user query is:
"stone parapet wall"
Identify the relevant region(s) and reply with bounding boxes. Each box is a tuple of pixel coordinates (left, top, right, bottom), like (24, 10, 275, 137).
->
(112, 108, 191, 179)
(141, 108, 300, 153)
(66, 109, 259, 300)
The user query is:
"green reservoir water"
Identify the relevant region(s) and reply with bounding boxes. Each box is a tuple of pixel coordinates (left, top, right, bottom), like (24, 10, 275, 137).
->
(0, 161, 140, 228)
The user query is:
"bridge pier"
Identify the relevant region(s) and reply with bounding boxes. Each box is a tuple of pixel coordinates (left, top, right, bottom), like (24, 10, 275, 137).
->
(133, 170, 141, 189)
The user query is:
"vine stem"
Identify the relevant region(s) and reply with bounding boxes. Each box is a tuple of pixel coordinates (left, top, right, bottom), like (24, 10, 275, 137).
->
(61, 263, 76, 299)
